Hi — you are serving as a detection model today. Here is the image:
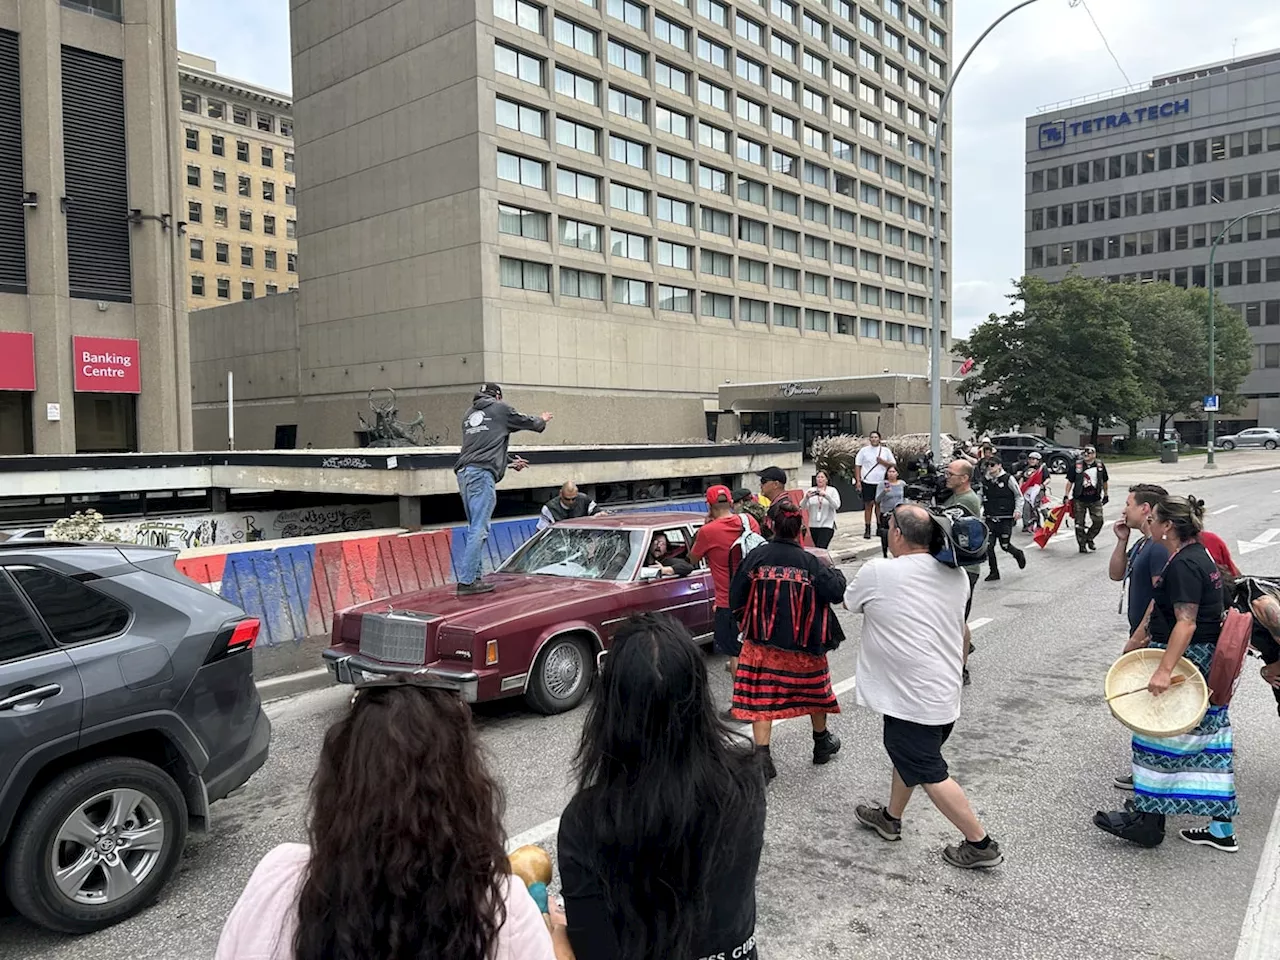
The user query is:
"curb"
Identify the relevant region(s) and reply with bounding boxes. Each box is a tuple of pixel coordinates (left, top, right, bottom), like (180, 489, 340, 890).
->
(256, 667, 332, 702)
(1156, 462, 1280, 483)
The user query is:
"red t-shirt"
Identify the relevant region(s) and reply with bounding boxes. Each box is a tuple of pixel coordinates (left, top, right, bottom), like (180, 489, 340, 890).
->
(1199, 531, 1240, 578)
(691, 513, 761, 609)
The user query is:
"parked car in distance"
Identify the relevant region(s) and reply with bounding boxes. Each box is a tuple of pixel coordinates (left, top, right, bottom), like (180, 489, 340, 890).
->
(988, 434, 1082, 474)
(0, 541, 271, 934)
(324, 512, 832, 715)
(1217, 427, 1280, 450)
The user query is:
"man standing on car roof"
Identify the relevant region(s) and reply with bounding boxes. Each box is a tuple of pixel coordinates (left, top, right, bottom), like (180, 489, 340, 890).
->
(454, 383, 553, 596)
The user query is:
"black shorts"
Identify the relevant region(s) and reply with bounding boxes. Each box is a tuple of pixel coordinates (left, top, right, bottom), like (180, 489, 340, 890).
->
(714, 607, 742, 657)
(964, 569, 979, 620)
(883, 715, 955, 787)
(860, 481, 879, 505)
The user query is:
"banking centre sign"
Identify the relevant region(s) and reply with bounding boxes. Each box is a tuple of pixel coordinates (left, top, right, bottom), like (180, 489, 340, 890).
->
(1038, 98, 1190, 150)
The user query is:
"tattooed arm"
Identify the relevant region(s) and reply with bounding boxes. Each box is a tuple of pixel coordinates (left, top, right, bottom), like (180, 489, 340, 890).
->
(1253, 595, 1280, 639)
(1150, 602, 1198, 696)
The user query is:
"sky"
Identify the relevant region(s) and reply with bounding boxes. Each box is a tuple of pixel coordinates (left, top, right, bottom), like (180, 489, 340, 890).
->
(176, 0, 1280, 338)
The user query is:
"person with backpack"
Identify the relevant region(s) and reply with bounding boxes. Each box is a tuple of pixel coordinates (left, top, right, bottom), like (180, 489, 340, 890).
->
(691, 485, 763, 713)
(728, 499, 847, 782)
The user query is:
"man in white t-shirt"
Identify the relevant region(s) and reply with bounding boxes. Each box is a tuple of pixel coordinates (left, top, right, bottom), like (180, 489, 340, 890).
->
(854, 431, 896, 540)
(844, 503, 1003, 870)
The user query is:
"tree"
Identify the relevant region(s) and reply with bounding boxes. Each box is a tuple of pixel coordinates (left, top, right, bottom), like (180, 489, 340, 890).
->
(957, 275, 1142, 442)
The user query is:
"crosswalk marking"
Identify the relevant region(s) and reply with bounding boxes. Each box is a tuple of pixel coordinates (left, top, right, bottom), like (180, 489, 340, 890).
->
(1213, 504, 1239, 515)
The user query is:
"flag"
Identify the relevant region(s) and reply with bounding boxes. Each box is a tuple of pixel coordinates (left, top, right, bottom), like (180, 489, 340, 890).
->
(958, 357, 975, 376)
(1019, 466, 1046, 494)
(1034, 498, 1073, 549)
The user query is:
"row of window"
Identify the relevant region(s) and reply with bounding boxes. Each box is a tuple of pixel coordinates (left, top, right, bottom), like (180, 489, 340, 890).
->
(1237, 300, 1280, 329)
(185, 129, 294, 171)
(1029, 125, 1280, 193)
(499, 202, 938, 286)
(189, 275, 296, 300)
(186, 201, 297, 238)
(185, 166, 296, 205)
(1033, 255, 1280, 295)
(1257, 342, 1280, 371)
(188, 239, 296, 272)
(1029, 171, 1280, 231)
(499, 255, 934, 338)
(497, 148, 948, 244)
(1030, 221, 1280, 268)
(180, 90, 293, 137)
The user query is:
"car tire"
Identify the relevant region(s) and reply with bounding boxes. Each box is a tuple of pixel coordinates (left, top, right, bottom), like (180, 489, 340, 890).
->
(1266, 440, 1277, 450)
(1048, 456, 1070, 475)
(1221, 440, 1236, 451)
(3, 757, 188, 935)
(526, 634, 593, 715)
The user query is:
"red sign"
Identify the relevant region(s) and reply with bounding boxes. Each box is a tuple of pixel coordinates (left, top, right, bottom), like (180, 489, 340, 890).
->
(73, 336, 140, 393)
(0, 332, 35, 391)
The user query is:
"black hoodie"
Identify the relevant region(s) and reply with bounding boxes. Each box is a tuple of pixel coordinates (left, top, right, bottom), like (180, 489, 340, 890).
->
(454, 395, 548, 481)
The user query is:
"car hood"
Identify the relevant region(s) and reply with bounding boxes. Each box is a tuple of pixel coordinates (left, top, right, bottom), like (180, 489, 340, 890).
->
(344, 574, 618, 631)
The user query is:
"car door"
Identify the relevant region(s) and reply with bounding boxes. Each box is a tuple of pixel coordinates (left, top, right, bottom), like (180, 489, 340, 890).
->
(621, 528, 713, 639)
(0, 570, 85, 820)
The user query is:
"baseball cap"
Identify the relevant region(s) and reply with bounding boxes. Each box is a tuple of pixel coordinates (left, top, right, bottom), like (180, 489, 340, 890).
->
(1027, 451, 1043, 460)
(732, 487, 754, 503)
(705, 484, 733, 505)
(757, 466, 787, 484)
(478, 381, 503, 398)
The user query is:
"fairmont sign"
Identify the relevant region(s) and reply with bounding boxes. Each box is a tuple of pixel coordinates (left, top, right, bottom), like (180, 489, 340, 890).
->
(1038, 98, 1190, 150)
(779, 383, 821, 398)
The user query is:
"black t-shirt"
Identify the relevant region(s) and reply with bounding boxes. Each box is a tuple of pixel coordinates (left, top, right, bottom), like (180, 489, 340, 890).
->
(1149, 543, 1225, 646)
(557, 780, 766, 960)
(1065, 459, 1109, 503)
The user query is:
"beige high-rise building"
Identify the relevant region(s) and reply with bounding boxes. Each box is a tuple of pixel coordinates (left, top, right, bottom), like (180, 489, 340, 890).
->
(0, 0, 190, 455)
(177, 52, 297, 313)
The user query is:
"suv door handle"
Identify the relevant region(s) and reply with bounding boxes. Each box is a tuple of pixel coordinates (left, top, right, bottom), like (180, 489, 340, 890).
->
(0, 684, 63, 712)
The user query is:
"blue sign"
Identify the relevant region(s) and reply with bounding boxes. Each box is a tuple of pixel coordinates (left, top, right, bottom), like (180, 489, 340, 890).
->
(1204, 395, 1220, 412)
(1037, 98, 1190, 150)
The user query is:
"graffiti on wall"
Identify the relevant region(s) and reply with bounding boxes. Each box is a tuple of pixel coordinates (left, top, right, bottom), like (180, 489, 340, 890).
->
(105, 503, 397, 549)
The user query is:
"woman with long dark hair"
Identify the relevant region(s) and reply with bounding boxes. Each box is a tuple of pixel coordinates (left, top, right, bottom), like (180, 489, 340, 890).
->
(215, 677, 557, 960)
(730, 498, 848, 781)
(1094, 495, 1239, 852)
(557, 613, 766, 960)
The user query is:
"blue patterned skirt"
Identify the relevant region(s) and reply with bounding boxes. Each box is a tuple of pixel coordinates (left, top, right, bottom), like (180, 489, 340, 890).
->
(1132, 642, 1238, 819)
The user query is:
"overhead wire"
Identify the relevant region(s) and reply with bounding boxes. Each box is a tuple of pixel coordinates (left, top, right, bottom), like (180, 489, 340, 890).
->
(1069, 0, 1134, 87)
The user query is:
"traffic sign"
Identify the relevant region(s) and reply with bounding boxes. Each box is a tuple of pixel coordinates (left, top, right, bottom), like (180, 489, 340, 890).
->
(1204, 395, 1220, 412)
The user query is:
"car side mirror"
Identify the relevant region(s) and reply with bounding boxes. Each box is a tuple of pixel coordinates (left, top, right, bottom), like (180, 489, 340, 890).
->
(638, 566, 662, 581)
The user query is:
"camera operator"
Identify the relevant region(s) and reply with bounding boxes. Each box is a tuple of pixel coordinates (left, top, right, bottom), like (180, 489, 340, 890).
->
(944, 461, 983, 685)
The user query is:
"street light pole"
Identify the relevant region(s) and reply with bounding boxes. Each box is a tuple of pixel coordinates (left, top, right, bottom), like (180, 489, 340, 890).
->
(1205, 204, 1280, 468)
(929, 0, 1049, 465)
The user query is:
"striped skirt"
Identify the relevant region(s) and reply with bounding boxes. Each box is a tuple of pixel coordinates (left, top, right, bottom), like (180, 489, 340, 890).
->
(1132, 642, 1239, 819)
(730, 639, 840, 722)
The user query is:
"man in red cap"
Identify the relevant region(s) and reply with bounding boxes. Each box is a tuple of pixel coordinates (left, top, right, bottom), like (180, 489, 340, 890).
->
(691, 484, 762, 707)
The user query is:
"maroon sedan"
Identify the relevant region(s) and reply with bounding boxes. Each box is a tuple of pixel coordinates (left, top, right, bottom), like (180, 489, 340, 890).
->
(323, 513, 718, 714)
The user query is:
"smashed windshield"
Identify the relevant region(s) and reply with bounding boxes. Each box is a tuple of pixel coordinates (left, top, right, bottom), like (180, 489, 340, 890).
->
(501, 527, 646, 581)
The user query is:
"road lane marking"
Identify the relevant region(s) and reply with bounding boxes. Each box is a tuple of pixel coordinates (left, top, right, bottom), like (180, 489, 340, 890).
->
(1234, 789, 1280, 959)
(505, 618, 997, 853)
(1213, 504, 1240, 515)
(1240, 530, 1280, 556)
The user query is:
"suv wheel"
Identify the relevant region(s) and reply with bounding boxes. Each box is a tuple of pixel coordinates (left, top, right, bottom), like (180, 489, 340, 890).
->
(1221, 439, 1236, 451)
(526, 634, 593, 715)
(3, 757, 188, 934)
(1048, 455, 1070, 474)
(1266, 440, 1277, 450)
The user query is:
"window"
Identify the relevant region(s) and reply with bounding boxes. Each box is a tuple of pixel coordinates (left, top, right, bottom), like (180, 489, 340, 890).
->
(805, 273, 828, 296)
(558, 118, 600, 154)
(555, 67, 599, 105)
(659, 284, 694, 313)
(835, 207, 855, 232)
(771, 73, 796, 102)
(832, 30, 853, 56)
(737, 54, 764, 87)
(185, 164, 201, 188)
(497, 96, 546, 136)
(561, 267, 604, 300)
(609, 87, 647, 123)
(214, 206, 228, 227)
(496, 0, 544, 32)
(773, 188, 800, 216)
(737, 137, 765, 166)
(239, 210, 253, 231)
(805, 309, 829, 331)
(775, 304, 799, 328)
(699, 0, 728, 26)
(185, 128, 199, 151)
(736, 13, 763, 45)
(238, 174, 251, 197)
(189, 238, 204, 261)
(701, 249, 732, 277)
(241, 280, 255, 300)
(739, 257, 767, 283)
(861, 183, 881, 207)
(500, 257, 552, 291)
(658, 239, 692, 269)
(803, 161, 828, 188)
(181, 91, 199, 113)
(240, 245, 254, 267)
(265, 283, 278, 295)
(608, 39, 647, 76)
(803, 87, 827, 116)
(834, 242, 855, 266)
(657, 150, 692, 182)
(609, 133, 647, 168)
(284, 151, 294, 173)
(613, 277, 650, 306)
(656, 61, 690, 94)
(217, 278, 231, 299)
(775, 265, 799, 290)
(496, 42, 544, 85)
(280, 118, 292, 137)
(500, 203, 550, 240)
(737, 96, 764, 127)
(211, 170, 226, 193)
(260, 146, 274, 169)
(611, 229, 649, 261)
(698, 122, 729, 155)
(739, 217, 767, 246)
(610, 182, 649, 214)
(860, 250, 880, 272)
(741, 298, 767, 323)
(554, 15, 598, 54)
(701, 292, 732, 318)
(738, 177, 766, 206)
(655, 14, 689, 50)
(771, 112, 797, 142)
(834, 279, 855, 301)
(11, 567, 130, 645)
(658, 195, 692, 225)
(701, 206, 731, 236)
(886, 321, 905, 341)
(211, 135, 225, 157)
(803, 50, 826, 80)
(257, 111, 274, 134)
(607, 0, 646, 30)
(263, 215, 276, 236)
(207, 98, 225, 120)
(772, 34, 797, 64)
(803, 11, 826, 41)
(233, 105, 250, 126)
(697, 35, 729, 70)
(265, 249, 278, 270)
(497, 150, 547, 189)
(287, 219, 296, 239)
(774, 226, 799, 253)
(190, 274, 205, 297)
(559, 216, 601, 250)
(804, 199, 829, 224)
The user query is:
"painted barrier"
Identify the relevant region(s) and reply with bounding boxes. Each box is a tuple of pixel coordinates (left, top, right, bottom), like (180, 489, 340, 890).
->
(177, 502, 701, 648)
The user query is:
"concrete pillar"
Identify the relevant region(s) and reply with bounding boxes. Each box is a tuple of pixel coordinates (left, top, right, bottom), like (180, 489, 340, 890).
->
(398, 495, 422, 531)
(210, 487, 228, 513)
(716, 411, 741, 441)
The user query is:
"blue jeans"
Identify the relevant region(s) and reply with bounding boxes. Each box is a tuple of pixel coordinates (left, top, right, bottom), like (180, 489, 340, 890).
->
(457, 466, 497, 585)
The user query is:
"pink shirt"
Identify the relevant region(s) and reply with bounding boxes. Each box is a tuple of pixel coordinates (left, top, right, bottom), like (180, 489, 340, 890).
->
(214, 844, 556, 960)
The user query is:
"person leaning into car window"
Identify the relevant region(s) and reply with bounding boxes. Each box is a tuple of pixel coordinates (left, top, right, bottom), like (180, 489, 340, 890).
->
(644, 533, 695, 578)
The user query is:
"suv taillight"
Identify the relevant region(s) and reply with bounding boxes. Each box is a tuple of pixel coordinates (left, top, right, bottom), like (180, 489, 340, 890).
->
(205, 617, 261, 664)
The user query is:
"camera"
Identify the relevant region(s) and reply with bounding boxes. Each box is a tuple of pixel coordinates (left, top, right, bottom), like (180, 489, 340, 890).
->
(904, 449, 954, 505)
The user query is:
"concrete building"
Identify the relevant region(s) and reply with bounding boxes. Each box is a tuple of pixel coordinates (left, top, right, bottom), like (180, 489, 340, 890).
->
(191, 0, 955, 449)
(1025, 49, 1280, 438)
(0, 0, 191, 455)
(177, 51, 298, 313)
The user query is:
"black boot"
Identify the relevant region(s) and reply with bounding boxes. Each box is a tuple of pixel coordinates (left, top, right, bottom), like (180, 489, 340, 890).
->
(985, 551, 1000, 582)
(756, 745, 777, 783)
(1012, 546, 1027, 570)
(812, 728, 842, 765)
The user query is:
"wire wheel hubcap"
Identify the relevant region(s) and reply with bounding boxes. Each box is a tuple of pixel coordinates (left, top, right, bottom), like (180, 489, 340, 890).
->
(543, 642, 584, 700)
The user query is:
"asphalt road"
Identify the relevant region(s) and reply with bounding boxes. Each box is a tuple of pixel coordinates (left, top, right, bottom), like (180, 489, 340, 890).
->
(4, 468, 1280, 960)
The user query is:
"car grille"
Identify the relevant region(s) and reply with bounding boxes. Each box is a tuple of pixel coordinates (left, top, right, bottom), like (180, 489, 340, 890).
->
(358, 611, 437, 665)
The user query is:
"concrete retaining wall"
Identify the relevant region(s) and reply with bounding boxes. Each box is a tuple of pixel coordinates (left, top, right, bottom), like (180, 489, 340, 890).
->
(177, 502, 700, 648)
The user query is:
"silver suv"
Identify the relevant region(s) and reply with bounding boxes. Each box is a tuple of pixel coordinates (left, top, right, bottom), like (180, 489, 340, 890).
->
(0, 541, 270, 934)
(1217, 427, 1280, 450)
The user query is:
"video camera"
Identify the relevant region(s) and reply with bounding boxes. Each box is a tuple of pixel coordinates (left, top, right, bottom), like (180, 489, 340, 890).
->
(903, 440, 966, 505)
